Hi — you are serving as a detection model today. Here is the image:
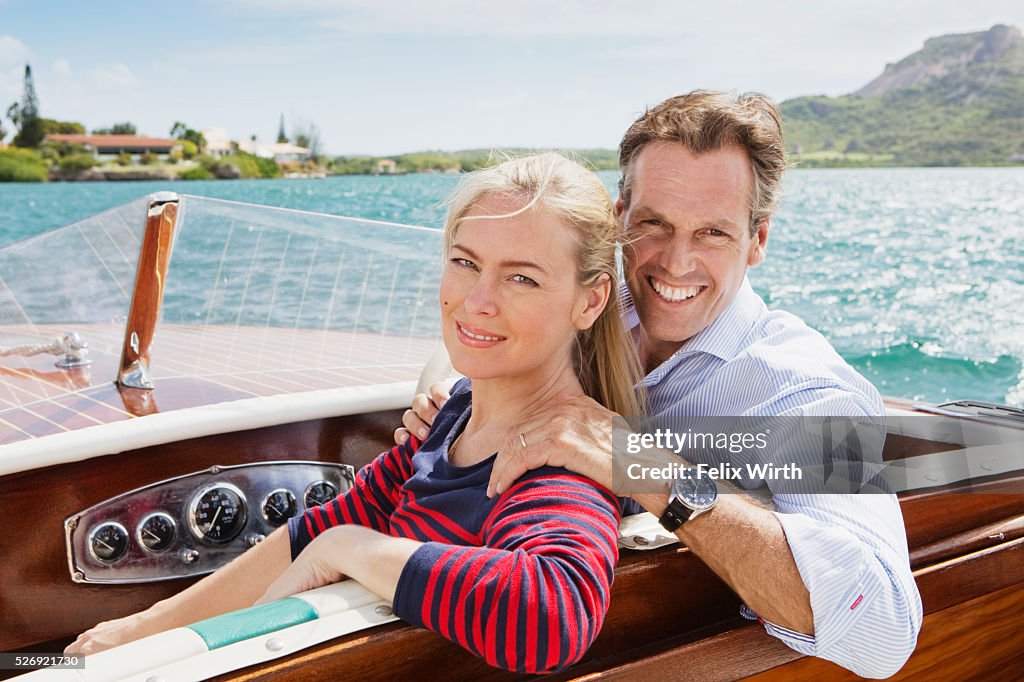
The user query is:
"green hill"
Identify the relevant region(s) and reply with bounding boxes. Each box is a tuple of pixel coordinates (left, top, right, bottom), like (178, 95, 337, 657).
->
(782, 24, 1024, 166)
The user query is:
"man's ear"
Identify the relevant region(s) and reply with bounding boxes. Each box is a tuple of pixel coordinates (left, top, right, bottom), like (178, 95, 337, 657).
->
(574, 273, 612, 331)
(748, 218, 770, 267)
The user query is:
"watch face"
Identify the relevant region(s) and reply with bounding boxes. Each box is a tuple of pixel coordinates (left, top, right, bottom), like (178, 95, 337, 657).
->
(672, 470, 718, 511)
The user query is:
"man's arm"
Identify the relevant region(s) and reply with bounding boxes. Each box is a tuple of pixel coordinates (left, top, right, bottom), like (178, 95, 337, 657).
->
(632, 485, 814, 632)
(486, 393, 922, 678)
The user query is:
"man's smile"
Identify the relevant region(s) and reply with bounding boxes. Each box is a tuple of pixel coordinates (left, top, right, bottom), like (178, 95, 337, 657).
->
(648, 276, 705, 304)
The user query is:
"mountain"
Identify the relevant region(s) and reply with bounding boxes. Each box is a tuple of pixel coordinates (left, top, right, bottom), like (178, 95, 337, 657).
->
(781, 24, 1024, 166)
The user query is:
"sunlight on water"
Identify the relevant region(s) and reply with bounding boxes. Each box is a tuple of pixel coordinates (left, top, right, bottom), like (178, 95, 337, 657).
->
(755, 168, 1024, 406)
(2, 167, 1022, 405)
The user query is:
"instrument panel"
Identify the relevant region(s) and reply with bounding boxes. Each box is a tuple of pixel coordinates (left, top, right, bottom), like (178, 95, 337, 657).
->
(65, 461, 355, 584)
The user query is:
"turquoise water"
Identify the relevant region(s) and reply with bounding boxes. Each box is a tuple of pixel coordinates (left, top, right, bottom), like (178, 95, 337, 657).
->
(1, 169, 1022, 406)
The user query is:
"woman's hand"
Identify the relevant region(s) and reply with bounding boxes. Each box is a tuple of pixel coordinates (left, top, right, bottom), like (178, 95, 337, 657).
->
(257, 526, 349, 604)
(65, 608, 165, 655)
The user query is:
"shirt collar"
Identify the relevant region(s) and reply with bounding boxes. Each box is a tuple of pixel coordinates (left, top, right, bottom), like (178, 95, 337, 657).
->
(619, 276, 765, 366)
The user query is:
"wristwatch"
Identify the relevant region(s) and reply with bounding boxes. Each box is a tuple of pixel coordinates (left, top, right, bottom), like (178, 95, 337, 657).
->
(658, 467, 718, 532)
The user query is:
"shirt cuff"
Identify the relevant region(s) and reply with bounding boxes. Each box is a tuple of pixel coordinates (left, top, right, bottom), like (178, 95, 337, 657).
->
(772, 510, 883, 656)
(392, 541, 449, 628)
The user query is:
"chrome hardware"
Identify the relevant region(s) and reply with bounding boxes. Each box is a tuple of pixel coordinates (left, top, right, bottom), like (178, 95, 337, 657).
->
(375, 605, 393, 617)
(65, 461, 354, 584)
(245, 533, 266, 547)
(265, 638, 285, 652)
(55, 331, 93, 369)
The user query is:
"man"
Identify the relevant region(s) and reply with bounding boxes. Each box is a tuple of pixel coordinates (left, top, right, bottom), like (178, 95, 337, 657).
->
(398, 91, 922, 678)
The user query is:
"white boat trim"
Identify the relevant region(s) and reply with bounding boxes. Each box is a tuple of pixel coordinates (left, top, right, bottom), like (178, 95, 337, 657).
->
(0, 381, 418, 478)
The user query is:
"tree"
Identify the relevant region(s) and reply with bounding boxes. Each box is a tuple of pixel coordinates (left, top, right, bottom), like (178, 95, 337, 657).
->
(41, 119, 86, 135)
(9, 65, 44, 148)
(0, 119, 7, 144)
(276, 113, 288, 143)
(170, 121, 206, 154)
(93, 122, 137, 135)
(291, 119, 322, 157)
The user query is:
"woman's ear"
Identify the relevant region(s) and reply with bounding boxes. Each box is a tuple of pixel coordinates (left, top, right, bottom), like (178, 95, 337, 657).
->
(573, 273, 612, 331)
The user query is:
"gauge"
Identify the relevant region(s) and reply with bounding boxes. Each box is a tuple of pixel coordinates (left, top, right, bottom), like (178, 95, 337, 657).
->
(188, 483, 247, 544)
(89, 522, 129, 563)
(303, 480, 338, 508)
(262, 489, 297, 526)
(137, 513, 176, 553)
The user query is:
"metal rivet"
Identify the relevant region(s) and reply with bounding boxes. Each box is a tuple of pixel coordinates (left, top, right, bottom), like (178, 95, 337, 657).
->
(375, 605, 393, 617)
(632, 536, 649, 546)
(266, 637, 285, 652)
(72, 571, 84, 582)
(924, 473, 938, 482)
(980, 462, 994, 472)
(146, 677, 165, 682)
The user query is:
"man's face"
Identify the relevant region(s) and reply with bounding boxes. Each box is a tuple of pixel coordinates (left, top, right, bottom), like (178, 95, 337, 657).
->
(620, 142, 769, 371)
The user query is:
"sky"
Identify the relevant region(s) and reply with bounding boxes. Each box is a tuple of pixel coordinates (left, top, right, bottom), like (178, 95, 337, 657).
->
(1, 1, 1023, 155)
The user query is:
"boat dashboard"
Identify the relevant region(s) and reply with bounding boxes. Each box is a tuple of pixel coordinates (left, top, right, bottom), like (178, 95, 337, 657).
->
(65, 461, 355, 584)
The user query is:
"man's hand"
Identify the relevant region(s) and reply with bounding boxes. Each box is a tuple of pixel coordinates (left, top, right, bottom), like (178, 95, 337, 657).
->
(394, 382, 450, 445)
(487, 394, 618, 497)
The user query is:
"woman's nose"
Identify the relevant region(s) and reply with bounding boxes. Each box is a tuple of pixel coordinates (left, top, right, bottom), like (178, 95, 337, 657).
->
(464, 277, 499, 316)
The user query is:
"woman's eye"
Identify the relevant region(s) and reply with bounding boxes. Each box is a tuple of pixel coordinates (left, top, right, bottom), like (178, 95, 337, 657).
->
(511, 274, 538, 286)
(451, 257, 477, 269)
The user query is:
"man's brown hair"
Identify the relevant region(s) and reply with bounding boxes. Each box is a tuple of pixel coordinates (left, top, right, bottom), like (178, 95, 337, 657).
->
(618, 90, 786, 233)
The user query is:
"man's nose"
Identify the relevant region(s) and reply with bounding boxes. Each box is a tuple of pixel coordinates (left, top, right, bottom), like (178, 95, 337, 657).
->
(661, 234, 697, 277)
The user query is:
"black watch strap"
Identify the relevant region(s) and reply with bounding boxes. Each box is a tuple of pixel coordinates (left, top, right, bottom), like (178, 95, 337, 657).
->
(658, 497, 693, 532)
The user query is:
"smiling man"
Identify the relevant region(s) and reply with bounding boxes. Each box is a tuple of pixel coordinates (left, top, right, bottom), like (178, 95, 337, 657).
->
(401, 91, 923, 678)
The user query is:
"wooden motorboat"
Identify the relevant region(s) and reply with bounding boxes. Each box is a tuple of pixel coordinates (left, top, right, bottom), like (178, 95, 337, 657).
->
(1, 194, 1021, 680)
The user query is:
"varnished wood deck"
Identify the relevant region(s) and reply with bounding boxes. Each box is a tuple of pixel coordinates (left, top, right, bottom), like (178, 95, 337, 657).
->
(0, 324, 439, 445)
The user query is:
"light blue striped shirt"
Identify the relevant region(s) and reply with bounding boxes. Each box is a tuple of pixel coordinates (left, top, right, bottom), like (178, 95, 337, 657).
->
(621, 277, 923, 678)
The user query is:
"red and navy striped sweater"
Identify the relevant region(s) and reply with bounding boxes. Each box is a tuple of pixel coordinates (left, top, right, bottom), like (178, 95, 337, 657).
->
(288, 380, 621, 674)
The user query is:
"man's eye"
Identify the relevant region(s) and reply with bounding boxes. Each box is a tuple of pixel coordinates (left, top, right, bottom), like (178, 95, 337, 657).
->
(511, 274, 538, 286)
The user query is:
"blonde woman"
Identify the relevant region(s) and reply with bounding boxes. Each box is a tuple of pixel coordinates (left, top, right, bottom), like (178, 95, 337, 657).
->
(69, 153, 642, 674)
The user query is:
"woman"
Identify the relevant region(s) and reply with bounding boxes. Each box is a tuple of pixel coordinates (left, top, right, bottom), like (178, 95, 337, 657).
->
(68, 153, 642, 674)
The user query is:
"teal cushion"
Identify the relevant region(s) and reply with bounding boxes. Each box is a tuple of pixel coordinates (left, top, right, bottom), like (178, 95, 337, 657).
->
(187, 597, 318, 649)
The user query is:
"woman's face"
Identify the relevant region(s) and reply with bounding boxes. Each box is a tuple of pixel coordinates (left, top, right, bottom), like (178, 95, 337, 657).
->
(440, 193, 607, 384)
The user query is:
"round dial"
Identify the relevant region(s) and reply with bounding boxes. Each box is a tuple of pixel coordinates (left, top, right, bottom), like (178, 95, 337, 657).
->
(262, 489, 297, 526)
(89, 522, 129, 563)
(137, 513, 176, 553)
(189, 484, 247, 544)
(671, 469, 718, 511)
(303, 480, 338, 508)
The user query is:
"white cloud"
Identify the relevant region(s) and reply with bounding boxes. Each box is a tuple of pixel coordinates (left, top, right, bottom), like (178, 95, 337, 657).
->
(53, 58, 71, 75)
(0, 35, 31, 66)
(214, 0, 1024, 41)
(90, 63, 136, 88)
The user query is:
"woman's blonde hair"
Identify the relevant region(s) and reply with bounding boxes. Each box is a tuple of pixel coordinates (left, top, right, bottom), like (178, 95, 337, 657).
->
(443, 152, 643, 417)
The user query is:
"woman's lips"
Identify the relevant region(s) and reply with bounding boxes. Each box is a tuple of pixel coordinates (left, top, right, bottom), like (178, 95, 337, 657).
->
(455, 321, 507, 347)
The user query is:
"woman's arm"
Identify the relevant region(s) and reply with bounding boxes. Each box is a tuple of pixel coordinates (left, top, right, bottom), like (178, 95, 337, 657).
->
(258, 524, 421, 604)
(396, 471, 620, 674)
(66, 526, 292, 655)
(289, 437, 420, 556)
(255, 470, 620, 674)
